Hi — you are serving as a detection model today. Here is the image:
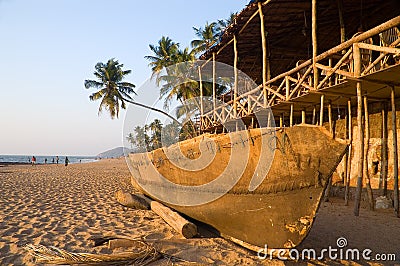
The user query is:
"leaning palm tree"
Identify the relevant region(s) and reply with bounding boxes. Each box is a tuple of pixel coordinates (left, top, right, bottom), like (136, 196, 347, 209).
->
(85, 58, 179, 123)
(191, 22, 218, 55)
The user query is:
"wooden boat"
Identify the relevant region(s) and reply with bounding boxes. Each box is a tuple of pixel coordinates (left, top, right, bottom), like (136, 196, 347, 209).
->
(128, 125, 347, 249)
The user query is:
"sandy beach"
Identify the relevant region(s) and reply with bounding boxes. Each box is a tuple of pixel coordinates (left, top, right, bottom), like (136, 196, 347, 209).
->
(1, 158, 399, 265)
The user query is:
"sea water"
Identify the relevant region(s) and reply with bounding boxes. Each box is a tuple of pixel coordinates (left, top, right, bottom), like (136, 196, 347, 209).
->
(0, 155, 97, 164)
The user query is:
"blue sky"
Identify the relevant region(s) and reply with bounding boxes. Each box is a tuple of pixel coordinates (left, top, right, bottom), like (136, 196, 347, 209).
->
(0, 0, 247, 156)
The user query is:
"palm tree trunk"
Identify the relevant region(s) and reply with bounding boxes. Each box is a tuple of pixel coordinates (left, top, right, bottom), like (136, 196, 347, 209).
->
(123, 98, 180, 124)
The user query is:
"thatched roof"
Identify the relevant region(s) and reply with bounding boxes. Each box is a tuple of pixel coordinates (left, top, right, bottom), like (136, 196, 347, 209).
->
(201, 0, 400, 85)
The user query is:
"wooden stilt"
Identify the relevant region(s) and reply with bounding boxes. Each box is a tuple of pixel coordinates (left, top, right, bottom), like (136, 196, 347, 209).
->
(212, 53, 216, 122)
(233, 35, 238, 118)
(280, 114, 283, 128)
(259, 2, 268, 106)
(312, 0, 318, 89)
(353, 43, 363, 216)
(312, 106, 316, 125)
(364, 96, 374, 211)
(302, 109, 306, 124)
(391, 86, 399, 217)
(198, 67, 204, 117)
(381, 102, 388, 196)
(336, 0, 346, 45)
(345, 99, 352, 206)
(290, 104, 294, 127)
(328, 101, 333, 135)
(320, 95, 324, 126)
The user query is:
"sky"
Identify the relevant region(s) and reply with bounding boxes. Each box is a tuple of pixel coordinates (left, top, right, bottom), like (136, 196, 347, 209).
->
(0, 0, 248, 156)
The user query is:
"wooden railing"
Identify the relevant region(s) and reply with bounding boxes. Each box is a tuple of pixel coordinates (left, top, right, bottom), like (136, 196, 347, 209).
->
(200, 16, 400, 131)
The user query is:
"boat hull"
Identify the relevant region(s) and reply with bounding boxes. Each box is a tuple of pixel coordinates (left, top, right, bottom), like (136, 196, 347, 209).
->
(128, 126, 347, 249)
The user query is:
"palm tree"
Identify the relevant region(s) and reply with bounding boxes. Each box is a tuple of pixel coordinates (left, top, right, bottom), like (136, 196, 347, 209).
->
(215, 13, 237, 40)
(85, 58, 179, 123)
(191, 22, 218, 55)
(144, 36, 179, 74)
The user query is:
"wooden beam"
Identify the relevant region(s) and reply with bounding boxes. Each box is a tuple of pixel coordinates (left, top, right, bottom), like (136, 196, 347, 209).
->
(354, 44, 363, 216)
(364, 96, 374, 211)
(302, 109, 306, 124)
(391, 86, 399, 217)
(337, 0, 346, 45)
(312, 0, 318, 89)
(212, 53, 216, 122)
(328, 102, 332, 135)
(198, 67, 204, 118)
(381, 102, 388, 196)
(312, 106, 316, 125)
(234, 35, 238, 117)
(290, 104, 294, 127)
(259, 2, 268, 107)
(345, 99, 352, 206)
(320, 94, 324, 126)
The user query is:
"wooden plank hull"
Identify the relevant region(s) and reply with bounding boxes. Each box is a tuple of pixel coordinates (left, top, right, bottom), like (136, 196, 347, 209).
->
(128, 126, 347, 249)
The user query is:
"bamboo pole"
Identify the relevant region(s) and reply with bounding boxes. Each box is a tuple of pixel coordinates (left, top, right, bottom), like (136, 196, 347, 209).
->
(345, 99, 352, 206)
(312, 106, 316, 125)
(337, 0, 346, 45)
(280, 114, 283, 128)
(328, 101, 333, 135)
(259, 2, 268, 107)
(381, 103, 388, 196)
(391, 86, 399, 217)
(212, 53, 216, 122)
(198, 67, 204, 117)
(302, 109, 306, 124)
(233, 35, 238, 118)
(312, 0, 318, 89)
(290, 104, 294, 127)
(354, 44, 363, 216)
(364, 96, 374, 210)
(320, 95, 324, 126)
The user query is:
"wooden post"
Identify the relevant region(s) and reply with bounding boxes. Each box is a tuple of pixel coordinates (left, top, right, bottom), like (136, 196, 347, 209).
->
(320, 94, 324, 126)
(285, 76, 290, 101)
(328, 101, 333, 135)
(391, 86, 399, 217)
(381, 102, 388, 196)
(233, 35, 238, 118)
(312, 106, 316, 125)
(290, 104, 294, 127)
(312, 0, 318, 89)
(302, 109, 306, 124)
(364, 96, 374, 210)
(354, 43, 363, 216)
(259, 2, 268, 106)
(345, 99, 352, 206)
(198, 67, 204, 117)
(212, 53, 216, 122)
(280, 114, 283, 128)
(336, 0, 346, 45)
(151, 201, 197, 238)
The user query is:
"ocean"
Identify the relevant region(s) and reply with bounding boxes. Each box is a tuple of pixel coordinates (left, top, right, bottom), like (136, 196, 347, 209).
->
(0, 155, 97, 164)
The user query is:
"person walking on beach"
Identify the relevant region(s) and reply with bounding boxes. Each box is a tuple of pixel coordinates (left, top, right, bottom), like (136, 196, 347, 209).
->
(44, 158, 47, 164)
(31, 156, 36, 166)
(52, 157, 55, 164)
(65, 156, 69, 166)
(56, 156, 59, 164)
